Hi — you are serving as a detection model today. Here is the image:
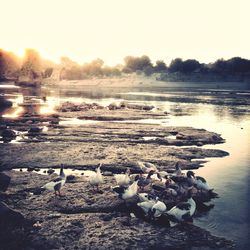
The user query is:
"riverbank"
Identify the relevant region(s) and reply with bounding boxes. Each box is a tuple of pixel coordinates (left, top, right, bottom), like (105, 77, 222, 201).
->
(0, 99, 234, 249)
(0, 170, 233, 250)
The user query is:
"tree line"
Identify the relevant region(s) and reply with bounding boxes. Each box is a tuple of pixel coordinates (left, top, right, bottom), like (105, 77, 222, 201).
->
(1, 48, 250, 81)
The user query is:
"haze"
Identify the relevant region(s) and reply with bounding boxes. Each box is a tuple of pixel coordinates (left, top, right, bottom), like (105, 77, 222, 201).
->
(1, 0, 249, 65)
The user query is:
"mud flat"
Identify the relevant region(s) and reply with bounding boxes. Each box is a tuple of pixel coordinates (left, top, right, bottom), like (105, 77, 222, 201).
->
(0, 170, 233, 250)
(0, 103, 228, 171)
(0, 102, 232, 249)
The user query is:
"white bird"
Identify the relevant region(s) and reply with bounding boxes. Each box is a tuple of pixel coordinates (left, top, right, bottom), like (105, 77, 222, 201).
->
(42, 165, 66, 196)
(89, 164, 103, 191)
(165, 190, 196, 227)
(151, 199, 167, 218)
(137, 200, 156, 214)
(138, 192, 155, 202)
(137, 161, 158, 174)
(114, 169, 130, 186)
(112, 180, 138, 200)
(188, 171, 211, 192)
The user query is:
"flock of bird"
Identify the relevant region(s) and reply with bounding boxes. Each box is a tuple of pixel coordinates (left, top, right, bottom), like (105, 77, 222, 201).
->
(41, 161, 214, 227)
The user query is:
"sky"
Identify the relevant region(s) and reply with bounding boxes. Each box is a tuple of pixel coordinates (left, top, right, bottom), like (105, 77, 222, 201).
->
(0, 0, 249, 65)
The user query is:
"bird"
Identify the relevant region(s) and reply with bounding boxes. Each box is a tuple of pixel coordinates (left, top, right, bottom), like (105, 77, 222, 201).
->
(112, 180, 138, 200)
(187, 171, 212, 192)
(150, 198, 167, 218)
(137, 161, 158, 174)
(135, 170, 155, 191)
(170, 170, 194, 186)
(172, 162, 183, 176)
(165, 189, 196, 227)
(89, 164, 103, 191)
(137, 200, 157, 215)
(114, 168, 130, 186)
(138, 192, 156, 202)
(41, 165, 66, 196)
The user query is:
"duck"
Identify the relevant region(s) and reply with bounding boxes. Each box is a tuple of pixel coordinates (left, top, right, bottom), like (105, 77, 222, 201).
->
(137, 161, 158, 174)
(137, 199, 157, 215)
(150, 198, 167, 218)
(135, 170, 155, 191)
(170, 170, 194, 186)
(42, 165, 66, 196)
(172, 162, 183, 176)
(165, 189, 196, 227)
(114, 168, 131, 186)
(138, 192, 156, 202)
(189, 171, 212, 192)
(112, 180, 138, 200)
(89, 164, 103, 191)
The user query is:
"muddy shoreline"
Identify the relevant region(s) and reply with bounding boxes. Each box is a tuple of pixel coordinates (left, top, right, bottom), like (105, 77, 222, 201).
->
(0, 102, 233, 249)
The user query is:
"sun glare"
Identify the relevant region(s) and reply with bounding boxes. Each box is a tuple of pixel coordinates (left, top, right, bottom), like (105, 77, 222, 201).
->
(0, 0, 249, 65)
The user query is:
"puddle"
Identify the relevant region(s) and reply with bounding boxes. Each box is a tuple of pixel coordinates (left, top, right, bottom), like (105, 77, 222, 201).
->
(166, 135, 176, 140)
(59, 118, 99, 126)
(143, 136, 157, 141)
(14, 168, 97, 177)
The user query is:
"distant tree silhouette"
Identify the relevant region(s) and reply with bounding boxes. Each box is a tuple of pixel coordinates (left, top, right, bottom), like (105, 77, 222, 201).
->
(123, 55, 153, 72)
(154, 60, 167, 72)
(43, 67, 53, 78)
(211, 57, 250, 74)
(168, 58, 183, 73)
(21, 49, 42, 78)
(0, 49, 20, 80)
(169, 58, 201, 73)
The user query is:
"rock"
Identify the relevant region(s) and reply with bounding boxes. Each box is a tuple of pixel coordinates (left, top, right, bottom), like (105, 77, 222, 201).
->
(52, 114, 59, 118)
(0, 172, 11, 192)
(197, 142, 204, 146)
(0, 202, 24, 226)
(1, 129, 16, 139)
(0, 124, 7, 130)
(28, 187, 44, 195)
(57, 101, 104, 112)
(99, 214, 113, 221)
(66, 175, 76, 182)
(27, 167, 35, 172)
(108, 102, 120, 110)
(47, 169, 55, 175)
(102, 171, 113, 176)
(47, 213, 62, 219)
(0, 96, 12, 108)
(50, 119, 59, 124)
(28, 127, 42, 134)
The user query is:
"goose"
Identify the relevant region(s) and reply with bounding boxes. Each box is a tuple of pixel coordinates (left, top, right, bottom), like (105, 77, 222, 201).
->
(188, 171, 212, 192)
(114, 168, 130, 186)
(137, 161, 158, 174)
(150, 198, 167, 218)
(42, 165, 66, 196)
(89, 164, 103, 191)
(112, 180, 138, 200)
(165, 190, 196, 227)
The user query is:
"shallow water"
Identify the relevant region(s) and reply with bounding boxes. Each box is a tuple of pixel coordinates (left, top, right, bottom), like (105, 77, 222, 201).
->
(1, 80, 250, 248)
